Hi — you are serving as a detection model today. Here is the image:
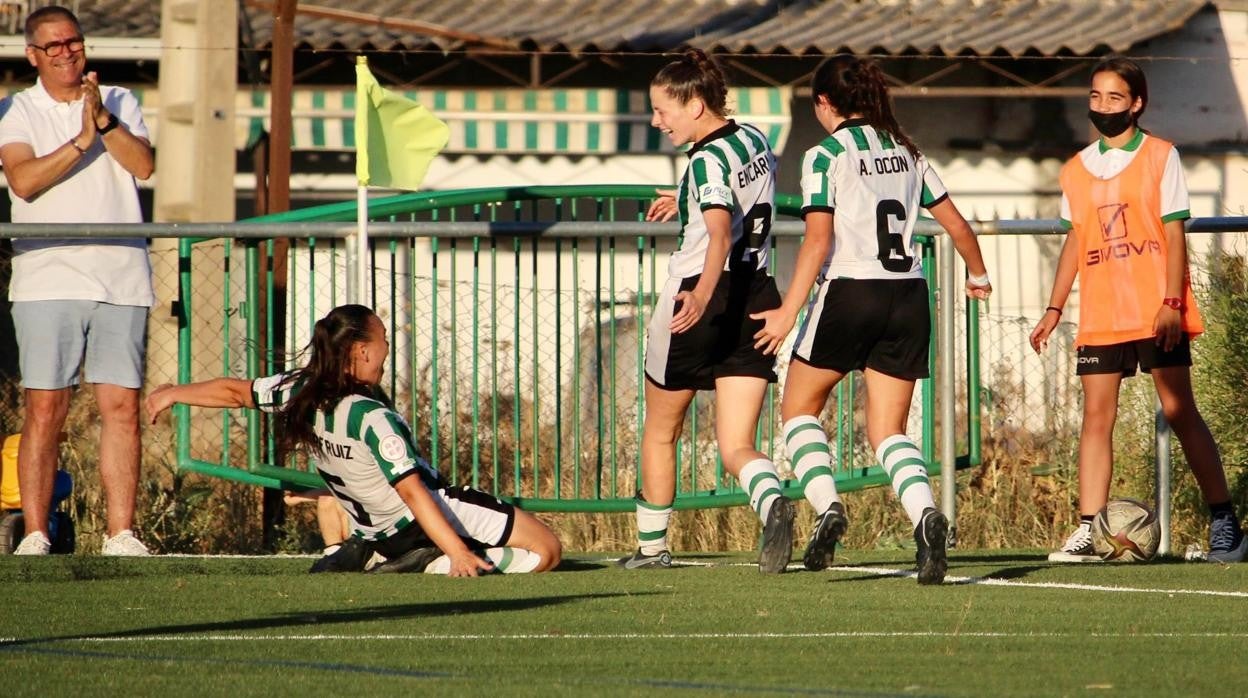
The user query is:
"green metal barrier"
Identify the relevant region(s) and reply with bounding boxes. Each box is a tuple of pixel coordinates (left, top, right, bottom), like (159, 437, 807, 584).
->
(175, 185, 977, 512)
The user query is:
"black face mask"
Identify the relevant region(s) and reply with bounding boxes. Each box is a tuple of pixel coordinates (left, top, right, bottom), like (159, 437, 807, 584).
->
(1088, 109, 1134, 138)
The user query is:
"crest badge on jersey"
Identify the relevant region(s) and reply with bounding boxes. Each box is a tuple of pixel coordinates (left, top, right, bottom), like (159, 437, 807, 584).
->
(378, 434, 408, 462)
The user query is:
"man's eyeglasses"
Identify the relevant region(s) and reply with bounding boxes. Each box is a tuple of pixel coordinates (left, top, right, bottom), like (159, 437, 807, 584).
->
(28, 37, 85, 58)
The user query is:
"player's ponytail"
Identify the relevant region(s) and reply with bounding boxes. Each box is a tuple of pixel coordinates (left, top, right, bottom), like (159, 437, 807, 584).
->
(277, 304, 377, 457)
(652, 47, 729, 117)
(811, 54, 920, 161)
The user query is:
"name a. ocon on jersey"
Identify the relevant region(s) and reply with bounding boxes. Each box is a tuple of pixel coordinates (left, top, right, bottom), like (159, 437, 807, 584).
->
(737, 154, 772, 188)
(1086, 239, 1161, 266)
(859, 155, 910, 176)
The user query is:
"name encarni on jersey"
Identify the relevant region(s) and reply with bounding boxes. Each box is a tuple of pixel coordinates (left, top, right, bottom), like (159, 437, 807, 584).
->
(668, 121, 777, 279)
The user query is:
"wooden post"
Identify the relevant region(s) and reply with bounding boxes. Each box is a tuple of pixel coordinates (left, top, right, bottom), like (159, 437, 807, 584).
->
(260, 0, 298, 551)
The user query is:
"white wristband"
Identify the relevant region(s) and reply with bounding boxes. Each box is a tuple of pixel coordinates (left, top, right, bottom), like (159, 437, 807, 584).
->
(967, 272, 990, 286)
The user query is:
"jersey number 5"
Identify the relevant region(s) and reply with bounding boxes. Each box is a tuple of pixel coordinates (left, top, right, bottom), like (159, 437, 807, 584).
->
(875, 199, 914, 272)
(319, 471, 374, 526)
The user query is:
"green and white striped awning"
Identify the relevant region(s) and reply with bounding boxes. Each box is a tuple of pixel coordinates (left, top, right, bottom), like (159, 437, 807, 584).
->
(134, 86, 792, 156)
(0, 85, 791, 154)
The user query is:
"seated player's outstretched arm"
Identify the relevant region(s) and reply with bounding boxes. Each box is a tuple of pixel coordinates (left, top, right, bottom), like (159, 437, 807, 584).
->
(146, 378, 257, 424)
(392, 476, 495, 578)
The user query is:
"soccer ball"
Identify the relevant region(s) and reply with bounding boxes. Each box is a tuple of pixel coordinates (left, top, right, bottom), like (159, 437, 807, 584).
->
(1091, 498, 1161, 562)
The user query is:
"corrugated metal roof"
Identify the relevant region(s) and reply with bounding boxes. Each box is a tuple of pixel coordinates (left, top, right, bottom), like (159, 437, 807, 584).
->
(71, 0, 1210, 57)
(722, 0, 1211, 56)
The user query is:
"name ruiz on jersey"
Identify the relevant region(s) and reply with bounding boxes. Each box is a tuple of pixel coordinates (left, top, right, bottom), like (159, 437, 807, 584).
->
(317, 435, 352, 459)
(737, 154, 772, 188)
(859, 155, 910, 176)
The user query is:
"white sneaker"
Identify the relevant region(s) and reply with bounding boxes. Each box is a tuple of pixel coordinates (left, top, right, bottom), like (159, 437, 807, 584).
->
(1048, 523, 1101, 562)
(102, 530, 151, 556)
(14, 531, 51, 555)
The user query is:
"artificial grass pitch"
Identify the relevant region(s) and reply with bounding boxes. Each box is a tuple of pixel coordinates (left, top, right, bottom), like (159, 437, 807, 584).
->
(1, 550, 1245, 697)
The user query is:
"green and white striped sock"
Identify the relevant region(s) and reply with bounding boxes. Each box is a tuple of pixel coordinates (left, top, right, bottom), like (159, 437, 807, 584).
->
(422, 548, 541, 575)
(483, 547, 542, 573)
(876, 434, 934, 529)
(636, 495, 673, 555)
(738, 458, 783, 524)
(783, 415, 840, 514)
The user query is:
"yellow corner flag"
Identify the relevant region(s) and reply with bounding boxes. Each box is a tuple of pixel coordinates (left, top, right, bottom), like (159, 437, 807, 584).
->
(355, 56, 449, 190)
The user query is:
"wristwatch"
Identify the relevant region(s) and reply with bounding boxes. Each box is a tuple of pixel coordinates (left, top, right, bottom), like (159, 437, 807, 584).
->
(98, 111, 120, 135)
(1161, 297, 1184, 310)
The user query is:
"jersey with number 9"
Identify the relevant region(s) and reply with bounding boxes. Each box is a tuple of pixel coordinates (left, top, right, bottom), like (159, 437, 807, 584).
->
(667, 121, 777, 279)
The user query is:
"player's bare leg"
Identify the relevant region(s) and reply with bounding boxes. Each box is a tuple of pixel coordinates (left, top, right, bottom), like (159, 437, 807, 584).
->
(864, 369, 944, 584)
(716, 375, 792, 572)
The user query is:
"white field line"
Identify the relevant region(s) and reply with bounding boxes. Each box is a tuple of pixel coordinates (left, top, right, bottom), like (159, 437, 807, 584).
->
(5, 631, 1248, 644)
(602, 557, 1248, 599)
(822, 564, 1248, 599)
(62, 554, 1248, 598)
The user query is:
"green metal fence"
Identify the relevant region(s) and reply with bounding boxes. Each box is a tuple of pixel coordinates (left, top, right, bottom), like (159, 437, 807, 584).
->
(174, 185, 980, 512)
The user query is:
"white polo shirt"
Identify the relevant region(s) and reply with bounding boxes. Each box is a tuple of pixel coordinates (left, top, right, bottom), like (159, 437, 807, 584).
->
(0, 78, 154, 306)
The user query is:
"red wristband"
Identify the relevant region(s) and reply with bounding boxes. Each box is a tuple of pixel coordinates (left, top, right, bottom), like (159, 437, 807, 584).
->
(1162, 297, 1183, 310)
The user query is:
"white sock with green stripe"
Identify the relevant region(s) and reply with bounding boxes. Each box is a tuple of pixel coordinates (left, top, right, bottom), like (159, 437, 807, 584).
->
(636, 496, 673, 555)
(422, 547, 542, 574)
(738, 458, 783, 524)
(783, 415, 841, 515)
(876, 434, 935, 529)
(484, 547, 542, 573)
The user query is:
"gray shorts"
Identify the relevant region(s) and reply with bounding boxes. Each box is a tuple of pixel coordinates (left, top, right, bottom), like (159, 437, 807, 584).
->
(11, 300, 148, 390)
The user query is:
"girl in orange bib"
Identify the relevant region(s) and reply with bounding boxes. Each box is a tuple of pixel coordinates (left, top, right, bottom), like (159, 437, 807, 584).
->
(1030, 57, 1244, 563)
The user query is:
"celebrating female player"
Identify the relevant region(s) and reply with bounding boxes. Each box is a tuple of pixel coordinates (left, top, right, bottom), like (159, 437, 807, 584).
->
(1031, 56, 1244, 563)
(619, 49, 794, 573)
(146, 304, 562, 575)
(752, 55, 991, 584)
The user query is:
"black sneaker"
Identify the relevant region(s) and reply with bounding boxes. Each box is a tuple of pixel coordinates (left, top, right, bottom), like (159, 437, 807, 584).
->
(1208, 515, 1247, 563)
(617, 548, 673, 569)
(369, 546, 444, 574)
(803, 502, 848, 571)
(308, 537, 370, 573)
(759, 496, 796, 574)
(914, 508, 948, 585)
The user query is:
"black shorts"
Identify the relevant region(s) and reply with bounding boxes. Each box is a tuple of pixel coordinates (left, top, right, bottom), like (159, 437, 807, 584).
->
(790, 277, 930, 380)
(1076, 336, 1192, 376)
(644, 269, 781, 391)
(369, 485, 515, 559)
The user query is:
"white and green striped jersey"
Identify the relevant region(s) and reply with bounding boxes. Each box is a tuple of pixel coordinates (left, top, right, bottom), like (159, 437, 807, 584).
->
(668, 120, 777, 279)
(252, 372, 444, 543)
(800, 119, 948, 280)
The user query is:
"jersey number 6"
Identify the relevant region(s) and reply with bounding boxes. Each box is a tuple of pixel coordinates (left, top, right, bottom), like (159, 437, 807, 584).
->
(875, 199, 914, 273)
